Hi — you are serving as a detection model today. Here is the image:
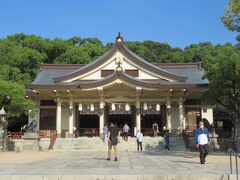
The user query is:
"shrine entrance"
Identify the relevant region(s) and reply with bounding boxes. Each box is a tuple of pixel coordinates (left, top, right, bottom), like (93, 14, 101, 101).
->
(106, 104, 135, 136)
(108, 114, 134, 136)
(78, 114, 99, 136)
(140, 104, 166, 136)
(141, 114, 162, 136)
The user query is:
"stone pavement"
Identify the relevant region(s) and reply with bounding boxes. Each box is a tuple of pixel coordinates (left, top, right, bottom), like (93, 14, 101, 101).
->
(0, 150, 236, 179)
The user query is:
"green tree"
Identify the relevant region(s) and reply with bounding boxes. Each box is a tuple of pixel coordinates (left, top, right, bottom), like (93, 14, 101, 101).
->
(54, 43, 106, 64)
(203, 44, 240, 150)
(54, 46, 92, 64)
(47, 38, 68, 64)
(222, 0, 240, 32)
(0, 38, 46, 84)
(125, 41, 187, 63)
(0, 80, 35, 151)
(184, 42, 215, 63)
(0, 80, 35, 117)
(214, 0, 240, 150)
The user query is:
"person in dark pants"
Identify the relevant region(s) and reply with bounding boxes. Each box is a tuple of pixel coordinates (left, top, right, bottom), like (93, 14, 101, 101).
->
(136, 130, 143, 151)
(194, 121, 210, 164)
(152, 122, 159, 137)
(164, 129, 170, 150)
(107, 122, 119, 161)
(182, 129, 190, 149)
(123, 123, 130, 141)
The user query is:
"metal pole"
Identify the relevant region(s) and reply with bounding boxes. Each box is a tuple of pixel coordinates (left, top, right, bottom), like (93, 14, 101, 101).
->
(235, 152, 239, 180)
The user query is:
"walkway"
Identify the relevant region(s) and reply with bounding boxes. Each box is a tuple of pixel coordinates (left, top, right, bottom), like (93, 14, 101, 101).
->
(0, 150, 234, 179)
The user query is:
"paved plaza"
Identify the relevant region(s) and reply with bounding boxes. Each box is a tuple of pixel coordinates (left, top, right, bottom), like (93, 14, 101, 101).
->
(0, 150, 235, 179)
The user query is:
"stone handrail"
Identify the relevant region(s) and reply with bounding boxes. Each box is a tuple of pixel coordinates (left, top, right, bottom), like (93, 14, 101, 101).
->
(78, 128, 99, 137)
(10, 132, 24, 139)
(10, 130, 57, 139)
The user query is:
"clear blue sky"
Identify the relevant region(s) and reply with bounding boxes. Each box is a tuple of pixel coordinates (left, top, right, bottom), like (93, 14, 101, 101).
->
(0, 0, 238, 48)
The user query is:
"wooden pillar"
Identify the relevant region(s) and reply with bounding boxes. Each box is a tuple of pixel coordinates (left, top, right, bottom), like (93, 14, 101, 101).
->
(179, 96, 185, 130)
(135, 98, 141, 135)
(136, 114, 141, 131)
(68, 99, 74, 137)
(56, 98, 62, 137)
(99, 98, 105, 137)
(166, 98, 172, 131)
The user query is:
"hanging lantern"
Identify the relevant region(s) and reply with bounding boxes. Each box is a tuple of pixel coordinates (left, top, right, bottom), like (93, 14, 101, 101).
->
(125, 103, 130, 111)
(78, 103, 83, 111)
(90, 103, 94, 111)
(143, 102, 148, 111)
(156, 104, 161, 111)
(111, 103, 116, 111)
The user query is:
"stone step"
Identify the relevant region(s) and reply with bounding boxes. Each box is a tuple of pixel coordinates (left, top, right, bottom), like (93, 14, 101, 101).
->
(52, 136, 187, 151)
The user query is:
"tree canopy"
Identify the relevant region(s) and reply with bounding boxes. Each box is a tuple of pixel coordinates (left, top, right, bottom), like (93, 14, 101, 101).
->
(222, 0, 240, 32)
(0, 80, 35, 118)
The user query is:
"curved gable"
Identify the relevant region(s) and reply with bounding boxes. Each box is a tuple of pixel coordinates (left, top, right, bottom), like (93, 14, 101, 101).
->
(53, 34, 187, 83)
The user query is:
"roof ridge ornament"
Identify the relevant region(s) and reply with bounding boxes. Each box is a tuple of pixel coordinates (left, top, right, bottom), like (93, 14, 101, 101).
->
(116, 32, 123, 44)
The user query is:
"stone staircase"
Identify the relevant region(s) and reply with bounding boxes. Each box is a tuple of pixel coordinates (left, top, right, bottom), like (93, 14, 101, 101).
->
(52, 136, 187, 152)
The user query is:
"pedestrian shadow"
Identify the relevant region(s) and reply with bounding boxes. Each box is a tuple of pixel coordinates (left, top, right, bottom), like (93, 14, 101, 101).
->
(143, 150, 199, 158)
(171, 160, 200, 164)
(92, 157, 107, 161)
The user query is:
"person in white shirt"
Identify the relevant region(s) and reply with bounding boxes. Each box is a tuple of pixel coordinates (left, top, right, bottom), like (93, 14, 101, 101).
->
(194, 121, 210, 164)
(123, 123, 130, 141)
(152, 122, 159, 137)
(103, 123, 108, 143)
(136, 130, 143, 151)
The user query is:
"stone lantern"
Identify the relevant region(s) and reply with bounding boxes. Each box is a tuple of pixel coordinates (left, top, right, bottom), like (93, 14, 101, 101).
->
(0, 107, 6, 120)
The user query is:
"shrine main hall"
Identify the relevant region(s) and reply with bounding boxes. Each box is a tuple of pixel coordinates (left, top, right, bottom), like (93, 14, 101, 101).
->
(27, 34, 212, 137)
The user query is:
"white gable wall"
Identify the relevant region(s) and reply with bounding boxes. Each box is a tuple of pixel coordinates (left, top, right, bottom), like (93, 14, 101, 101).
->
(64, 51, 175, 82)
(139, 70, 158, 80)
(81, 71, 100, 80)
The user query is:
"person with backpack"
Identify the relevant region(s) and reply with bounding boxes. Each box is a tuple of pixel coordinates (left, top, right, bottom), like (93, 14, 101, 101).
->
(152, 122, 159, 137)
(107, 122, 118, 161)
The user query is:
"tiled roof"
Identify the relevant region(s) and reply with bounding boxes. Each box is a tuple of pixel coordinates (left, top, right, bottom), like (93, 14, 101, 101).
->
(30, 63, 208, 86)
